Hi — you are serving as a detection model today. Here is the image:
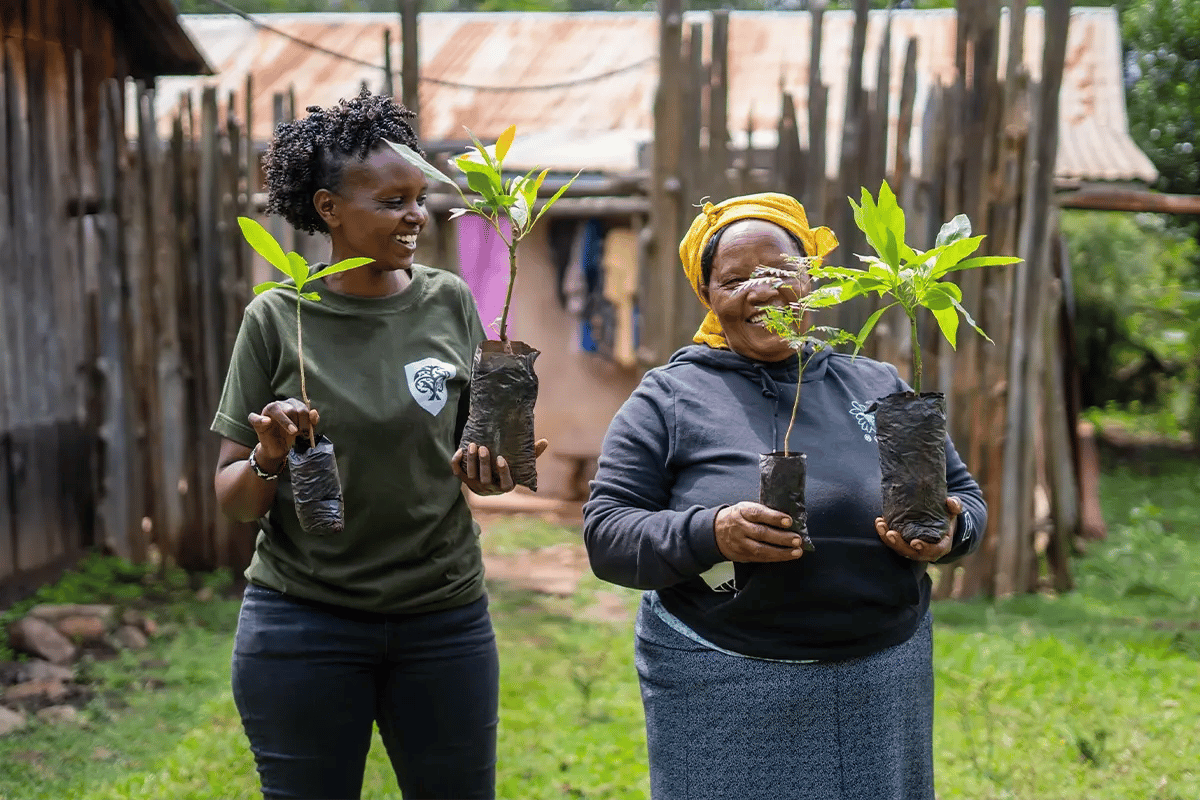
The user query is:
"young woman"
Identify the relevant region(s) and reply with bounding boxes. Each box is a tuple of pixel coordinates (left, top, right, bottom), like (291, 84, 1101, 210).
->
(212, 90, 541, 800)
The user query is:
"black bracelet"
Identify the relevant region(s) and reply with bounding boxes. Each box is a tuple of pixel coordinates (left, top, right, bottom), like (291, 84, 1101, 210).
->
(248, 446, 282, 481)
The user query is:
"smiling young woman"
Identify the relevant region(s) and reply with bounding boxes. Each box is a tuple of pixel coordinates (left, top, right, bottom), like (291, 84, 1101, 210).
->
(210, 90, 544, 800)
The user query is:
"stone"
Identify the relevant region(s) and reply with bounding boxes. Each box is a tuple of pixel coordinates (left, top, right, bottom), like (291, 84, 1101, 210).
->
(113, 625, 148, 651)
(16, 660, 74, 684)
(36, 705, 81, 725)
(4, 680, 69, 704)
(141, 617, 158, 638)
(7, 617, 77, 665)
(195, 586, 215, 602)
(27, 604, 116, 629)
(0, 705, 25, 736)
(53, 615, 109, 644)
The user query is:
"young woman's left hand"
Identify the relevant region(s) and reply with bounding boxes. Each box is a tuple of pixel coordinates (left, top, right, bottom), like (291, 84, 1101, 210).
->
(452, 439, 550, 495)
(876, 496, 963, 562)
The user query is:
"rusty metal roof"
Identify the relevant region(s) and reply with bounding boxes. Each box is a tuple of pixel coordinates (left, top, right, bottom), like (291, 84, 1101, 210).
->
(156, 7, 1155, 184)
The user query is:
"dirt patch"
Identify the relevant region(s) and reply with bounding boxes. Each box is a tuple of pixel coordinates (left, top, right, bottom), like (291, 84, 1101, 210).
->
(484, 543, 590, 597)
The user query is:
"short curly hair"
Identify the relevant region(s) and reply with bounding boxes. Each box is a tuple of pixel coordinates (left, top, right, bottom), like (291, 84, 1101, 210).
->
(263, 89, 422, 234)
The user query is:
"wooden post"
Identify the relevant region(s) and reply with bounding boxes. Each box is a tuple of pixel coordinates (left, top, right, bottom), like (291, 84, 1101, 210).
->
(0, 40, 15, 582)
(646, 0, 685, 365)
(401, 0, 420, 132)
(892, 38, 918, 206)
(996, 0, 1071, 597)
(708, 10, 730, 204)
(383, 27, 394, 98)
(806, 2, 827, 224)
(838, 0, 870, 251)
(676, 22, 707, 348)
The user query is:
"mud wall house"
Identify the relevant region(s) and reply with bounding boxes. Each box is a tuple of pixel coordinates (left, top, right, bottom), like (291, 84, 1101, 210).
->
(157, 8, 1154, 507)
(0, 0, 209, 602)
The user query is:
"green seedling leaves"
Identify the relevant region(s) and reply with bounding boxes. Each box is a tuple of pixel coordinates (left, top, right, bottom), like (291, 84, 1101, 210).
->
(309, 257, 373, 281)
(253, 280, 291, 295)
(834, 181, 1021, 391)
(286, 252, 309, 287)
(238, 217, 290, 275)
(386, 141, 456, 187)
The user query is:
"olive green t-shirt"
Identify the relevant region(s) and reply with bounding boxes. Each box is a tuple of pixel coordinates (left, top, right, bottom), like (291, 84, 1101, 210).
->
(211, 264, 487, 614)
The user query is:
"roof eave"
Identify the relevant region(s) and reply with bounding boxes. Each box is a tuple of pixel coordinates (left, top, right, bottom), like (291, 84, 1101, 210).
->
(104, 0, 213, 77)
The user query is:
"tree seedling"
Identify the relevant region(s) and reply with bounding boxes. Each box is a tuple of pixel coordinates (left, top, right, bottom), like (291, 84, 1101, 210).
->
(813, 181, 1021, 391)
(737, 263, 858, 453)
(387, 125, 580, 345)
(237, 216, 371, 444)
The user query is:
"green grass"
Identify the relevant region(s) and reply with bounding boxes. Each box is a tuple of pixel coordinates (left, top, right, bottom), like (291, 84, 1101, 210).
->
(1, 458, 1198, 799)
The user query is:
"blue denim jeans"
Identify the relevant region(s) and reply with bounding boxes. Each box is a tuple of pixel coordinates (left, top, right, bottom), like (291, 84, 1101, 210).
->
(231, 584, 499, 800)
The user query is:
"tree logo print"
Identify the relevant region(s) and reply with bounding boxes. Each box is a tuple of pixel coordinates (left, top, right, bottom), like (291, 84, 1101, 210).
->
(404, 357, 458, 416)
(413, 364, 451, 401)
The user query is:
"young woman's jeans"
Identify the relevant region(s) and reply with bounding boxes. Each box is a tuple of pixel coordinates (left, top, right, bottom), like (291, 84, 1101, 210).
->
(231, 583, 499, 800)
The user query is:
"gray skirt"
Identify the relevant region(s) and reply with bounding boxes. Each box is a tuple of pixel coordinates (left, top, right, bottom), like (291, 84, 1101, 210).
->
(635, 593, 935, 800)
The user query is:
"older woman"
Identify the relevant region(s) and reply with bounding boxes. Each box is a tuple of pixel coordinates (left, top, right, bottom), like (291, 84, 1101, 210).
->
(582, 193, 986, 800)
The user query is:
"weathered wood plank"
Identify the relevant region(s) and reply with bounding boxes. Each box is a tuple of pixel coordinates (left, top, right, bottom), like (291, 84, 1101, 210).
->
(806, 2, 826, 222)
(707, 10, 730, 204)
(645, 0, 684, 365)
(401, 0, 420, 135)
(674, 23, 707, 349)
(0, 32, 14, 584)
(95, 78, 140, 561)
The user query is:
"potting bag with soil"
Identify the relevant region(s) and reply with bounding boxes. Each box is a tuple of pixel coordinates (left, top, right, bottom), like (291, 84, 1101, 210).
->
(288, 434, 345, 535)
(873, 392, 948, 544)
(458, 340, 540, 491)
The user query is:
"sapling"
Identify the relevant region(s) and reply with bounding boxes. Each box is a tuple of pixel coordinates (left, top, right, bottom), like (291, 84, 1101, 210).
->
(735, 263, 858, 553)
(813, 181, 1020, 391)
(811, 181, 1021, 543)
(237, 216, 371, 534)
(387, 125, 579, 345)
(387, 126, 580, 491)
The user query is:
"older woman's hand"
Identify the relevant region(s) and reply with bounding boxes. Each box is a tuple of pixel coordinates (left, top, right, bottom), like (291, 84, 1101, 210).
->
(876, 496, 963, 562)
(714, 502, 807, 563)
(452, 439, 549, 496)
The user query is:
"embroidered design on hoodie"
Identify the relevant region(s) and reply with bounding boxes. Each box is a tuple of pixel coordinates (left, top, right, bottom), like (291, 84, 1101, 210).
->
(849, 400, 877, 442)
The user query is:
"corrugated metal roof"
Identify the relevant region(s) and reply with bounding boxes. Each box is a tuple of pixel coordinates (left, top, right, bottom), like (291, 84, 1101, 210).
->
(156, 8, 1155, 184)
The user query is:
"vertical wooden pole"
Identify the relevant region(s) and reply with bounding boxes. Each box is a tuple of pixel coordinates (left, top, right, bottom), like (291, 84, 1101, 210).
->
(383, 27, 394, 98)
(647, 0, 685, 365)
(401, 0, 420, 134)
(806, 2, 827, 224)
(676, 22, 707, 347)
(997, 0, 1071, 597)
(708, 10, 730, 204)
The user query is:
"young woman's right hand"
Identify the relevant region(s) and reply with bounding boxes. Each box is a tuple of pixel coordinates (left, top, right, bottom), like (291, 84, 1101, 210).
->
(714, 502, 807, 562)
(247, 399, 319, 469)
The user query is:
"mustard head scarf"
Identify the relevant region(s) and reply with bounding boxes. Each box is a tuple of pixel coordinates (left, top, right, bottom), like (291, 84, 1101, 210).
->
(679, 192, 838, 349)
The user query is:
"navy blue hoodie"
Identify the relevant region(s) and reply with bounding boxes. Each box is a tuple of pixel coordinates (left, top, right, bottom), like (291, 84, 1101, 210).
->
(582, 344, 987, 661)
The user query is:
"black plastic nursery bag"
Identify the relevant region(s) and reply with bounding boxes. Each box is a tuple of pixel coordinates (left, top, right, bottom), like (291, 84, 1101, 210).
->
(287, 434, 345, 535)
(872, 391, 948, 544)
(458, 339, 541, 491)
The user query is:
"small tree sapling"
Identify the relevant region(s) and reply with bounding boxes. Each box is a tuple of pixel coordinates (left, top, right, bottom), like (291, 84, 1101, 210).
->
(387, 126, 580, 491)
(736, 262, 859, 552)
(237, 217, 371, 534)
(812, 181, 1021, 543)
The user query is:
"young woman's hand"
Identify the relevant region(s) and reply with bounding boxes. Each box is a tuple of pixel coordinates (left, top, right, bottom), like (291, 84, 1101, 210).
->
(452, 439, 549, 495)
(714, 502, 807, 562)
(247, 398, 320, 470)
(876, 496, 962, 562)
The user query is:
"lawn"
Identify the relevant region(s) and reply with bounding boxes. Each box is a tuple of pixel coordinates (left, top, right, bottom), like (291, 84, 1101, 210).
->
(1, 454, 1197, 800)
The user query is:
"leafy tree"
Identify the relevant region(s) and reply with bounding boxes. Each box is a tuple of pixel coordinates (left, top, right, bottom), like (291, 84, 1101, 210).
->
(1123, 0, 1200, 199)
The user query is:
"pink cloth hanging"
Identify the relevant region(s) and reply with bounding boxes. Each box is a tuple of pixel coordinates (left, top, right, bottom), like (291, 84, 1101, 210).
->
(456, 215, 513, 339)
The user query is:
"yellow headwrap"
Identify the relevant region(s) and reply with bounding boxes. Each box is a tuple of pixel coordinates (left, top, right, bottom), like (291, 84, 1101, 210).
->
(679, 192, 838, 349)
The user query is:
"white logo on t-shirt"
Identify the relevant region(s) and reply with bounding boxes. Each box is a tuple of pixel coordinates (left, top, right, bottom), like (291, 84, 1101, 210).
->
(404, 357, 457, 416)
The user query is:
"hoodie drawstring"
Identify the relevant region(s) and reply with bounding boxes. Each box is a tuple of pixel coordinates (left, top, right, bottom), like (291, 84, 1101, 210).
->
(756, 366, 782, 451)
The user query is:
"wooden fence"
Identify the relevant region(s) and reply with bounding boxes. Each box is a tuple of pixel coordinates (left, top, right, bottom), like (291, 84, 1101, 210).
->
(646, 0, 1080, 598)
(0, 67, 290, 598)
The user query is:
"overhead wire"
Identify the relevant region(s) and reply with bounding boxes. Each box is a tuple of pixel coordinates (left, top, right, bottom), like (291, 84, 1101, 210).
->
(200, 0, 657, 92)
